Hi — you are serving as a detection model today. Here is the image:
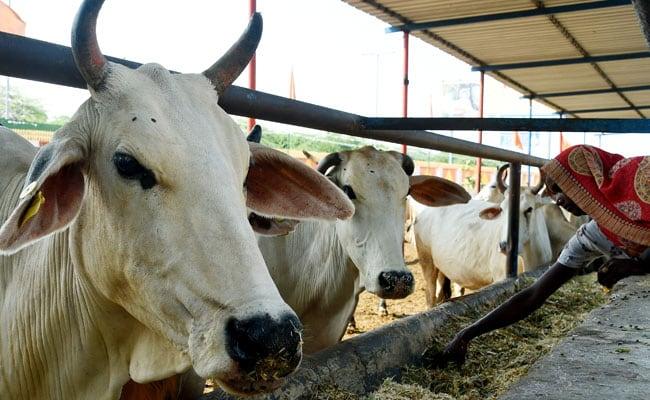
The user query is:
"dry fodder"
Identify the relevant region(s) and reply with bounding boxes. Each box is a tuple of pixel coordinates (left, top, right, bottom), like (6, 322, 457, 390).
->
(391, 274, 606, 400)
(323, 274, 606, 400)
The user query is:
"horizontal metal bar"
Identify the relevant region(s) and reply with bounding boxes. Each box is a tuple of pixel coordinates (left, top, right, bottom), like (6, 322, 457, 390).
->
(0, 32, 142, 89)
(472, 51, 650, 71)
(523, 84, 650, 98)
(0, 32, 547, 167)
(361, 117, 650, 133)
(559, 104, 650, 114)
(387, 0, 630, 33)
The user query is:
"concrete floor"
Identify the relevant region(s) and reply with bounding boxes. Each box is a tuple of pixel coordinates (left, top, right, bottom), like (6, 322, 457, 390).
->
(500, 276, 650, 400)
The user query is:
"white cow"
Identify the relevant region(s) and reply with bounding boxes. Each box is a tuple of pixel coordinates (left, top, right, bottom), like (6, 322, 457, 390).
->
(474, 163, 580, 258)
(257, 147, 471, 353)
(415, 188, 553, 307)
(0, 2, 354, 399)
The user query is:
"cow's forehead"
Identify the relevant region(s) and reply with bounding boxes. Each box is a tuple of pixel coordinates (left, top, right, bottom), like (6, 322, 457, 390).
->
(104, 63, 218, 114)
(340, 147, 408, 194)
(86, 63, 249, 178)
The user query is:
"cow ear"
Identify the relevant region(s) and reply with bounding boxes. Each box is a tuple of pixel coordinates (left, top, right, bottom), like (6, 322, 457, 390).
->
(479, 206, 503, 220)
(409, 175, 471, 207)
(0, 138, 86, 254)
(246, 143, 354, 220)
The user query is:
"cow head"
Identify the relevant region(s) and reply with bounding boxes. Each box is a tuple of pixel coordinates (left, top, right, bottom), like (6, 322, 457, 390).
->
(479, 184, 553, 269)
(317, 146, 470, 298)
(0, 0, 353, 395)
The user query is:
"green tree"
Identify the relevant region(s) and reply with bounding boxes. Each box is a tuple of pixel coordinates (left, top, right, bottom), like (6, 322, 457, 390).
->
(0, 86, 48, 123)
(49, 115, 71, 125)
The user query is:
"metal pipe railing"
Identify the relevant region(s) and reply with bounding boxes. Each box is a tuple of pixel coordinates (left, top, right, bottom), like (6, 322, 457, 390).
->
(0, 31, 579, 280)
(506, 163, 522, 278)
(361, 116, 650, 133)
(0, 32, 549, 166)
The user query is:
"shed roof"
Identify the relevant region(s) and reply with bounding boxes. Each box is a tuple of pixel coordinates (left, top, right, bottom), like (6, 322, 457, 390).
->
(341, 0, 650, 118)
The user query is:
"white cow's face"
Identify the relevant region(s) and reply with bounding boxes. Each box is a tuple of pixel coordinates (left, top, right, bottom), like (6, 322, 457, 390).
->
(0, 3, 353, 395)
(330, 147, 414, 298)
(480, 189, 551, 256)
(314, 146, 471, 299)
(78, 66, 303, 390)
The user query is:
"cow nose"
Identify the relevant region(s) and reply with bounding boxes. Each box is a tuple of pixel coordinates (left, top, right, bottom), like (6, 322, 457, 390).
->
(499, 241, 508, 254)
(226, 313, 302, 377)
(378, 270, 414, 299)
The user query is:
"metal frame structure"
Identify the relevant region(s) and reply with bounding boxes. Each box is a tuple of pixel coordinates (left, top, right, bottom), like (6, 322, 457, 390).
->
(524, 84, 650, 99)
(471, 51, 650, 72)
(386, 0, 631, 33)
(2, 31, 649, 277)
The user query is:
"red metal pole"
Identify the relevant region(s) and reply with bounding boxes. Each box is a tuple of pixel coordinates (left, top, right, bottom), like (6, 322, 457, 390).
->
(247, 0, 257, 132)
(476, 71, 484, 193)
(402, 31, 409, 155)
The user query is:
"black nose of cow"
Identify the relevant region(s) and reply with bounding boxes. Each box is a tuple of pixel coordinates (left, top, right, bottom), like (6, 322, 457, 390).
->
(378, 270, 414, 299)
(226, 313, 303, 377)
(499, 241, 508, 254)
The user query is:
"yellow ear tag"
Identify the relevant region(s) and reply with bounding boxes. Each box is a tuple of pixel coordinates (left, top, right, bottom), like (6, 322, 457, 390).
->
(20, 191, 45, 228)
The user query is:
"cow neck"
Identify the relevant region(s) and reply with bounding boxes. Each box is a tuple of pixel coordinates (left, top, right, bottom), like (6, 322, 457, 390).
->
(0, 214, 131, 399)
(521, 207, 554, 271)
(286, 219, 353, 306)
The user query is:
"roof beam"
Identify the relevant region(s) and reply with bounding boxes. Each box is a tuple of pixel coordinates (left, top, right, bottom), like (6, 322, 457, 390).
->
(558, 105, 650, 114)
(361, 117, 650, 133)
(523, 84, 650, 98)
(471, 51, 650, 71)
(386, 0, 630, 33)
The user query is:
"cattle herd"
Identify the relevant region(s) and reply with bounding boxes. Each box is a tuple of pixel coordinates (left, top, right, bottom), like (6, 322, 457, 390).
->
(0, 1, 589, 399)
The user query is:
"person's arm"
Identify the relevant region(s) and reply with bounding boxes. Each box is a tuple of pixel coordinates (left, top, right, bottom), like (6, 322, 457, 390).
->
(425, 262, 577, 367)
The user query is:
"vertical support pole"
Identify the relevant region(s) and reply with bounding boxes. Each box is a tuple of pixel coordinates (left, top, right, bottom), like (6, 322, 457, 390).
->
(476, 71, 484, 193)
(506, 162, 521, 278)
(558, 112, 564, 154)
(247, 0, 257, 132)
(402, 31, 409, 155)
(527, 98, 532, 186)
(4, 0, 11, 120)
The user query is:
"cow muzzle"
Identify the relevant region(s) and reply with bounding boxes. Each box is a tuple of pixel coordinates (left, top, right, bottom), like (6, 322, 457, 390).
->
(376, 270, 414, 299)
(220, 313, 303, 394)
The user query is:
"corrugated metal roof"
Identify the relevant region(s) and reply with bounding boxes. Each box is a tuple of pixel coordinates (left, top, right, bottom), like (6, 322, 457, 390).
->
(341, 0, 650, 118)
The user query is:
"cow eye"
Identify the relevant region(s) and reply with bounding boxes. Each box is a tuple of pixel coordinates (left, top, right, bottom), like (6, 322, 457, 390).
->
(524, 207, 533, 216)
(113, 152, 157, 189)
(342, 185, 357, 200)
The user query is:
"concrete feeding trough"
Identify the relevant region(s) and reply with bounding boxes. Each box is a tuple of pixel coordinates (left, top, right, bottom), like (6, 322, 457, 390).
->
(201, 268, 549, 400)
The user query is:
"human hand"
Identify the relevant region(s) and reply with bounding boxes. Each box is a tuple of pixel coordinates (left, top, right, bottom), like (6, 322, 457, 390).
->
(597, 258, 647, 289)
(422, 332, 470, 369)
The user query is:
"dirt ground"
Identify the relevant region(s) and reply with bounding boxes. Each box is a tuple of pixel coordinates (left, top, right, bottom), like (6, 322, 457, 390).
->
(345, 243, 428, 339)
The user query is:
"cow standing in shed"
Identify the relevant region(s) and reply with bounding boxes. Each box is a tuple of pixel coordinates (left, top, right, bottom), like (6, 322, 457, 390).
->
(257, 146, 471, 353)
(415, 180, 554, 306)
(0, 2, 354, 399)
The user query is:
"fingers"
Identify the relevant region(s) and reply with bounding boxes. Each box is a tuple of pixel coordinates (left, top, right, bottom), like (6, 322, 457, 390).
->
(421, 345, 467, 370)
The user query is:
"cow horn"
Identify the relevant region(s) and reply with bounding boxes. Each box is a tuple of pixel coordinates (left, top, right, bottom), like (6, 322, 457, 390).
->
(496, 163, 510, 193)
(203, 13, 263, 96)
(388, 151, 415, 176)
(72, 0, 109, 91)
(317, 152, 342, 175)
(531, 168, 545, 195)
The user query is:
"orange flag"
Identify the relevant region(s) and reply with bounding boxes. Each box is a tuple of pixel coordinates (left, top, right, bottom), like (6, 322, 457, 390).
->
(0, 1, 26, 35)
(514, 131, 524, 150)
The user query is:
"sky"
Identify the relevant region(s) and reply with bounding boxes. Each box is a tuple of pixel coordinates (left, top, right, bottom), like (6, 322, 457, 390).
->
(3, 0, 648, 157)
